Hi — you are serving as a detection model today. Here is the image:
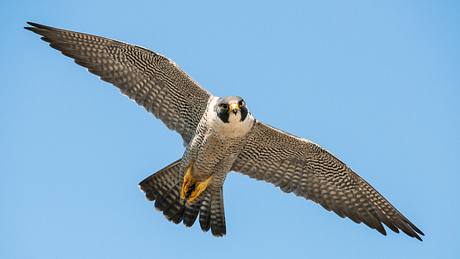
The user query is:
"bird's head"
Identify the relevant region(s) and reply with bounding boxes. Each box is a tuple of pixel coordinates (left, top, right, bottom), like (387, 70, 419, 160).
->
(214, 96, 249, 124)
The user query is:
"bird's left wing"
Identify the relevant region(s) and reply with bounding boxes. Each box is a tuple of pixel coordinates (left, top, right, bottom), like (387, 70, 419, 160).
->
(232, 121, 424, 240)
(25, 22, 212, 144)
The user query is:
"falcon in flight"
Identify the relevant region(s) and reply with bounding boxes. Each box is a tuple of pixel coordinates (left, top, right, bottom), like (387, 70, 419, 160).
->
(25, 22, 424, 240)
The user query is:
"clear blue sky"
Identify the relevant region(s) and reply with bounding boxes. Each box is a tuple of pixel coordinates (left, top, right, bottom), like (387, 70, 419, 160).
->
(1, 1, 459, 258)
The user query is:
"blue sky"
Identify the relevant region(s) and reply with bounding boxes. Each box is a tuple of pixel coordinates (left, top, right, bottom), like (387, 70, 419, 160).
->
(1, 0, 459, 258)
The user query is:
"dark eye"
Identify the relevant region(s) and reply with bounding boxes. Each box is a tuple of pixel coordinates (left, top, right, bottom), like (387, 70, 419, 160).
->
(238, 100, 245, 107)
(221, 104, 228, 109)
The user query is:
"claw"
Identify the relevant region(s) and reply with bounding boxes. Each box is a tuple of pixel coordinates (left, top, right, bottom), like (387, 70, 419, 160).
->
(180, 162, 212, 205)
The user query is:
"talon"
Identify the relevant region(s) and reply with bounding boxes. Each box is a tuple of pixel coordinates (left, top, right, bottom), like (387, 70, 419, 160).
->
(187, 176, 212, 204)
(180, 162, 194, 200)
(180, 162, 212, 205)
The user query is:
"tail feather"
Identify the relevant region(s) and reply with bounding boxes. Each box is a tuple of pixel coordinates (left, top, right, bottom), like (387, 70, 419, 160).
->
(210, 187, 226, 236)
(140, 159, 227, 236)
(140, 159, 183, 218)
(183, 202, 201, 227)
(152, 174, 182, 214)
(161, 188, 183, 222)
(140, 159, 181, 202)
(153, 189, 174, 211)
(169, 204, 186, 224)
(198, 185, 226, 236)
(199, 191, 212, 232)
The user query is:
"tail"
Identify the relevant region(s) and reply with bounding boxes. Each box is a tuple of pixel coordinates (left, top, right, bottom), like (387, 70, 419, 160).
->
(139, 160, 227, 236)
(198, 185, 226, 236)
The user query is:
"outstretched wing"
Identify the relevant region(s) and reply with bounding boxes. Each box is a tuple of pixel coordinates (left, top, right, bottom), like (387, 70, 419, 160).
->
(232, 121, 424, 240)
(25, 22, 211, 144)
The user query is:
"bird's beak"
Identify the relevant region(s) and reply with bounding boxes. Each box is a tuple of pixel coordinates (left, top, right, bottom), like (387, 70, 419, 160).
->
(229, 103, 239, 115)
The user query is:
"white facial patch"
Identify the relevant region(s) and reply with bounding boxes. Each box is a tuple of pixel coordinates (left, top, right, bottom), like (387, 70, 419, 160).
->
(207, 96, 254, 138)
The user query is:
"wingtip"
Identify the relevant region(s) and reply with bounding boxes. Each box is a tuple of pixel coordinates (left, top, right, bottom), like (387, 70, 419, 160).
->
(407, 223, 424, 241)
(403, 222, 424, 241)
(25, 21, 50, 29)
(413, 225, 425, 237)
(24, 22, 58, 35)
(24, 22, 45, 35)
(404, 219, 425, 238)
(24, 22, 35, 30)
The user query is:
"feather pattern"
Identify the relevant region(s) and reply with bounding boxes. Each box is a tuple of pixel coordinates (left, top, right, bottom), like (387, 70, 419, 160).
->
(232, 121, 424, 240)
(25, 22, 211, 144)
(26, 22, 423, 240)
(199, 191, 212, 232)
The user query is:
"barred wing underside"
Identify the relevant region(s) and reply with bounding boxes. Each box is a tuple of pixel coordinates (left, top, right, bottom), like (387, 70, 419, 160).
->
(233, 121, 424, 240)
(26, 22, 211, 144)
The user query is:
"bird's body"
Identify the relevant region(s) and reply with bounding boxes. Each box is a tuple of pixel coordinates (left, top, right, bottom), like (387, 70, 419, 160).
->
(25, 22, 424, 240)
(184, 96, 255, 182)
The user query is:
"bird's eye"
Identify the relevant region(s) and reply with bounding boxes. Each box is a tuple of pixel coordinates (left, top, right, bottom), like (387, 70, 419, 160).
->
(238, 100, 245, 107)
(221, 104, 228, 109)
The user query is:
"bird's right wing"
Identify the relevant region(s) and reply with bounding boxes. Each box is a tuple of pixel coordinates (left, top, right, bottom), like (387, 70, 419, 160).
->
(232, 121, 424, 240)
(25, 22, 212, 144)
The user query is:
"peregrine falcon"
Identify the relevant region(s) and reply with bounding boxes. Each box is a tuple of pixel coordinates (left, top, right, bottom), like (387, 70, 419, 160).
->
(25, 22, 424, 240)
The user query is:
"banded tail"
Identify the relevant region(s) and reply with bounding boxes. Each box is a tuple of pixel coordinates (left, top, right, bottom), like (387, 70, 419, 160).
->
(139, 160, 226, 236)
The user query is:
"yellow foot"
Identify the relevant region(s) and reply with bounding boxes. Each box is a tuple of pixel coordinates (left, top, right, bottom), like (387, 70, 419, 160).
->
(180, 163, 194, 200)
(187, 177, 212, 204)
(180, 162, 212, 205)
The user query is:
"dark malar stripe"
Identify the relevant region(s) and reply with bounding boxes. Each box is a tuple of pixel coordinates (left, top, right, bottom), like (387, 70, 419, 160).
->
(240, 106, 248, 122)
